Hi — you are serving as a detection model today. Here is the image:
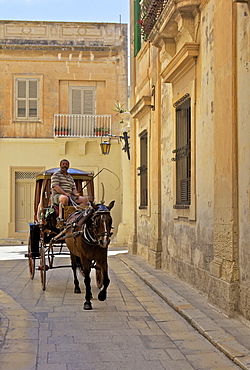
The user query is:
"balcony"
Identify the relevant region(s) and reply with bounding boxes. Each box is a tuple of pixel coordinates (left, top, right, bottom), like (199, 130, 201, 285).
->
(54, 114, 112, 138)
(139, 0, 201, 44)
(139, 0, 168, 40)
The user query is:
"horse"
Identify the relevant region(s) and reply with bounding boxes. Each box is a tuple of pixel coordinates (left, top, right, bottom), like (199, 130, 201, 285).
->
(64, 200, 115, 310)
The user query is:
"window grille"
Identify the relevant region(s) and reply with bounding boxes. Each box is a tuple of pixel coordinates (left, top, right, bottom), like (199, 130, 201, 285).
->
(138, 130, 148, 208)
(172, 95, 191, 209)
(139, 0, 168, 40)
(15, 171, 39, 180)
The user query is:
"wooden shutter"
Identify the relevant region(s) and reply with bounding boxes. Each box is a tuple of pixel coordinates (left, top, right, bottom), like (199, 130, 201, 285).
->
(28, 80, 38, 117)
(16, 79, 38, 119)
(18, 80, 26, 98)
(17, 80, 27, 117)
(72, 89, 82, 114)
(134, 0, 141, 56)
(70, 87, 95, 115)
(172, 96, 191, 208)
(83, 90, 94, 114)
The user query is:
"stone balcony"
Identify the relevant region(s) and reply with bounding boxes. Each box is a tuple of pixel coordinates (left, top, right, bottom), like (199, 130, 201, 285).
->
(147, 0, 201, 50)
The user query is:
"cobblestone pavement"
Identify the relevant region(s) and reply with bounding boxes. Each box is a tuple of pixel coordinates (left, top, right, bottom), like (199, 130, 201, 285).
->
(0, 247, 248, 370)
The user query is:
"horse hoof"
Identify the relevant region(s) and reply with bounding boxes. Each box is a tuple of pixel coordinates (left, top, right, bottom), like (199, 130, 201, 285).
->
(74, 287, 81, 294)
(84, 301, 92, 310)
(98, 290, 106, 301)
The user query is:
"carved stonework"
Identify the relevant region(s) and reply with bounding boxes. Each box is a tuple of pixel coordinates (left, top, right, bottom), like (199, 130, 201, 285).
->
(161, 42, 199, 84)
(211, 223, 239, 283)
(159, 38, 176, 61)
(5, 24, 47, 37)
(149, 0, 201, 47)
(130, 96, 152, 119)
(0, 21, 122, 51)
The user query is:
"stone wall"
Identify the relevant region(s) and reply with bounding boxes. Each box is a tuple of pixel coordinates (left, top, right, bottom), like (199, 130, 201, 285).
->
(130, 0, 250, 318)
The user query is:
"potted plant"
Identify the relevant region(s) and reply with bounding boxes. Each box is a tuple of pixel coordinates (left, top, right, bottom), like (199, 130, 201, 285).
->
(112, 101, 127, 114)
(103, 127, 110, 135)
(94, 127, 102, 136)
(55, 127, 70, 136)
(112, 101, 130, 123)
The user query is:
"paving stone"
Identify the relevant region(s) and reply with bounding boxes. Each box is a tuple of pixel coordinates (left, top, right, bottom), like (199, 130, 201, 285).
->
(0, 251, 245, 369)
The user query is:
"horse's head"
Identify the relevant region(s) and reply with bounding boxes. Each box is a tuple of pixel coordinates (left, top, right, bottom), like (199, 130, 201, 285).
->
(90, 201, 115, 248)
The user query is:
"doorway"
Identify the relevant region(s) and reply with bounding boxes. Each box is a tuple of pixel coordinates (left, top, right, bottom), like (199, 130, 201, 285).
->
(15, 171, 39, 232)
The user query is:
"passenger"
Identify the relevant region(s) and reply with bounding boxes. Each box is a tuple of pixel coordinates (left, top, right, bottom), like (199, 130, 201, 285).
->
(51, 159, 88, 221)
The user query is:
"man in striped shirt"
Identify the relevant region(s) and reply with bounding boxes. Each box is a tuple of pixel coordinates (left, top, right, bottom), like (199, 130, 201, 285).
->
(51, 159, 87, 219)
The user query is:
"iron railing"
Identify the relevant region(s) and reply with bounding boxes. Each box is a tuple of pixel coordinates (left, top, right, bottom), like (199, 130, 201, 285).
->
(54, 114, 112, 138)
(139, 0, 168, 40)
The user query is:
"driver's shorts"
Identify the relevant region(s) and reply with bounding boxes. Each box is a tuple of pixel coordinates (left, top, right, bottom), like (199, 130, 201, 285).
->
(52, 193, 77, 205)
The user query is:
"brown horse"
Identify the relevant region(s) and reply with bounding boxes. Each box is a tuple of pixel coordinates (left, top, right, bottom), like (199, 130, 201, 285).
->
(65, 201, 115, 310)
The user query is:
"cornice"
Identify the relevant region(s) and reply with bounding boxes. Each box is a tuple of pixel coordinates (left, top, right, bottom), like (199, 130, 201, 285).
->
(161, 42, 199, 83)
(149, 0, 201, 47)
(130, 96, 152, 119)
(0, 40, 120, 52)
(0, 21, 126, 51)
(199, 0, 211, 10)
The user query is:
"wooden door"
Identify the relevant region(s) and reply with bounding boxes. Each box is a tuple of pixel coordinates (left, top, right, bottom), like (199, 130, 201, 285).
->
(15, 178, 36, 232)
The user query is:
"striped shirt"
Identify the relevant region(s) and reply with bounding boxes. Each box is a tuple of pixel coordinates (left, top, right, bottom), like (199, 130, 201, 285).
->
(51, 170, 76, 196)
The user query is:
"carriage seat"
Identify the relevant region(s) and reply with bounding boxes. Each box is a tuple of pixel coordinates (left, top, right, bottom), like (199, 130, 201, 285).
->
(62, 205, 88, 221)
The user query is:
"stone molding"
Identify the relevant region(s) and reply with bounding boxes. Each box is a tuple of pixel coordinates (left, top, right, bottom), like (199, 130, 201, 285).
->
(130, 96, 152, 119)
(161, 42, 199, 83)
(149, 0, 201, 47)
(0, 21, 126, 51)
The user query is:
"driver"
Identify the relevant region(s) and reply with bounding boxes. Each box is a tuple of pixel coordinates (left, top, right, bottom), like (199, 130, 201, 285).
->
(51, 159, 88, 221)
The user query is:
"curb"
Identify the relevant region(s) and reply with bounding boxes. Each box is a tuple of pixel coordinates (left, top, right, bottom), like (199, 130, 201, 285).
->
(117, 253, 250, 370)
(0, 313, 8, 350)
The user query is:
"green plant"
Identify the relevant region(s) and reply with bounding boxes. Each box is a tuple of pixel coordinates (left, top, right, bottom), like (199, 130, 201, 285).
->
(55, 127, 70, 135)
(112, 101, 130, 123)
(103, 127, 110, 134)
(112, 101, 128, 114)
(94, 127, 110, 136)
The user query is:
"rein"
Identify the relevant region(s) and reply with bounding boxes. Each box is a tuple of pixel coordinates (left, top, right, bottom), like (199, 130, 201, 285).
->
(82, 212, 110, 246)
(82, 223, 99, 245)
(51, 205, 112, 248)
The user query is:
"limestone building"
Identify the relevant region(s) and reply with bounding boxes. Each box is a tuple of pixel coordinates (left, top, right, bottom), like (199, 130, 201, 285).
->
(0, 20, 128, 242)
(129, 0, 250, 319)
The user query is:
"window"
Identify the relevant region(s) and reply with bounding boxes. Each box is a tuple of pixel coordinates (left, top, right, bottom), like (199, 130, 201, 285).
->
(15, 78, 39, 120)
(69, 87, 95, 115)
(138, 130, 148, 208)
(172, 94, 191, 208)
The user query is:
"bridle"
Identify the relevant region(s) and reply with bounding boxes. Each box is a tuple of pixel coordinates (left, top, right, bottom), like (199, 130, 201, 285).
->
(51, 202, 114, 250)
(82, 206, 112, 247)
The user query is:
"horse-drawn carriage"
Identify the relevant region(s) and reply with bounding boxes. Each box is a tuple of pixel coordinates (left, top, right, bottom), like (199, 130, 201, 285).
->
(25, 167, 114, 310)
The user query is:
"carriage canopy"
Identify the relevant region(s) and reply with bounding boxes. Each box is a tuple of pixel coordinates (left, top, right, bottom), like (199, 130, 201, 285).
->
(34, 168, 94, 221)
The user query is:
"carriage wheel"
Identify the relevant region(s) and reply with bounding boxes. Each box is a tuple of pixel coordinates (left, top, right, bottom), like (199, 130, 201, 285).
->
(27, 237, 35, 279)
(40, 242, 47, 291)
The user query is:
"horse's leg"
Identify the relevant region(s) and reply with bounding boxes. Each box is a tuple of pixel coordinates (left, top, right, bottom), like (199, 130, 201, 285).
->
(71, 254, 81, 294)
(98, 260, 110, 302)
(82, 260, 92, 310)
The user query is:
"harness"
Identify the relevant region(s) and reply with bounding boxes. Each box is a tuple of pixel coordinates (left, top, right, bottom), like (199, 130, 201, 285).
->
(51, 204, 112, 248)
(82, 206, 111, 245)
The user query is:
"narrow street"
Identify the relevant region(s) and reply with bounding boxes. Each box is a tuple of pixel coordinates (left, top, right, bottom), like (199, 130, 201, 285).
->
(0, 246, 248, 369)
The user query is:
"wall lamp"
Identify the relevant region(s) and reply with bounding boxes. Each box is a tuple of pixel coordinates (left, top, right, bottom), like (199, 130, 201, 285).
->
(100, 131, 130, 160)
(100, 136, 111, 155)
